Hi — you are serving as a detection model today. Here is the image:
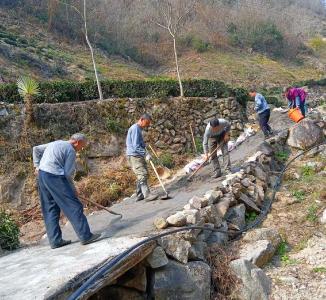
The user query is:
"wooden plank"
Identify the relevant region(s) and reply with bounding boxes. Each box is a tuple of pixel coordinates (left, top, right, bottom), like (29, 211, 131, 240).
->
(78, 240, 156, 299)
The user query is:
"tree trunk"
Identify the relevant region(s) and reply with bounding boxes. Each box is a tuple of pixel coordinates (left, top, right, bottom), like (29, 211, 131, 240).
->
(83, 0, 103, 101)
(25, 94, 33, 126)
(173, 37, 184, 97)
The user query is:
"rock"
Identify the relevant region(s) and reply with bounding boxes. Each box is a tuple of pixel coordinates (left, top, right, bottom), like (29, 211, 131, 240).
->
(257, 142, 274, 156)
(158, 235, 192, 264)
(239, 240, 275, 267)
(242, 228, 281, 249)
(225, 204, 246, 230)
(188, 241, 207, 261)
(204, 190, 223, 204)
(230, 259, 271, 300)
(89, 136, 121, 157)
(287, 118, 324, 150)
(206, 221, 228, 246)
(199, 205, 222, 226)
(146, 246, 169, 269)
(215, 199, 231, 217)
(320, 209, 326, 224)
(0, 174, 26, 207)
(154, 217, 168, 229)
(239, 193, 261, 213)
(241, 178, 251, 188)
(0, 108, 8, 116)
(150, 260, 211, 300)
(117, 264, 147, 292)
(183, 209, 200, 225)
(189, 196, 204, 209)
(166, 212, 187, 227)
(254, 165, 267, 182)
(183, 203, 193, 210)
(202, 223, 215, 240)
(95, 285, 145, 300)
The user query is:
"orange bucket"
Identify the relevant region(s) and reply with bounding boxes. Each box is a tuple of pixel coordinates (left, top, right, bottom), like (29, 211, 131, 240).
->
(288, 107, 304, 123)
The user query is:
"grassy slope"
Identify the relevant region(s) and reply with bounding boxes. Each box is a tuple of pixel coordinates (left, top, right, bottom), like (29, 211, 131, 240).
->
(162, 49, 326, 87)
(0, 7, 325, 86)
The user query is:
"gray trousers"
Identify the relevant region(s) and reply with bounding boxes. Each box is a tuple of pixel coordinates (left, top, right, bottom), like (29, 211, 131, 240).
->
(208, 137, 230, 175)
(128, 156, 149, 197)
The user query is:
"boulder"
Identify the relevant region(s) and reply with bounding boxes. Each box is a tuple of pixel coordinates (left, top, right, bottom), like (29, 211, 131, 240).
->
(287, 118, 324, 150)
(150, 260, 211, 300)
(189, 196, 205, 209)
(183, 209, 200, 225)
(166, 212, 187, 227)
(242, 228, 281, 249)
(188, 241, 207, 261)
(88, 136, 121, 157)
(239, 240, 275, 267)
(0, 174, 26, 207)
(257, 142, 274, 156)
(206, 221, 228, 246)
(146, 246, 169, 269)
(199, 205, 222, 226)
(225, 204, 246, 230)
(239, 193, 261, 213)
(154, 217, 168, 230)
(158, 235, 191, 264)
(215, 199, 231, 217)
(230, 259, 271, 300)
(204, 190, 223, 204)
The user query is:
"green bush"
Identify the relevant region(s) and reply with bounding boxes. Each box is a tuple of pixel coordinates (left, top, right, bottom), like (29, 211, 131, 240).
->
(0, 210, 20, 251)
(0, 79, 246, 104)
(106, 118, 128, 134)
(227, 21, 284, 57)
(159, 152, 175, 169)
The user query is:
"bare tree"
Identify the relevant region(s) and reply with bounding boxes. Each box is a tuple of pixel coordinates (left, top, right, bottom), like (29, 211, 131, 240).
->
(150, 0, 198, 97)
(54, 0, 103, 100)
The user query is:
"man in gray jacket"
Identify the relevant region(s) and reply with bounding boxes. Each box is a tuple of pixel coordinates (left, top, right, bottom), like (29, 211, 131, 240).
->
(33, 133, 100, 249)
(126, 113, 158, 202)
(203, 118, 231, 178)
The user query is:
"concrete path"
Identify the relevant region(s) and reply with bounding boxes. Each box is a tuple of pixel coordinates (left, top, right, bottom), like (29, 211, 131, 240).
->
(0, 110, 292, 300)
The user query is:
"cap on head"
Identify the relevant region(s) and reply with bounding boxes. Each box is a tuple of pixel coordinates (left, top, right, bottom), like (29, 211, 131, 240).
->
(249, 86, 257, 93)
(210, 118, 220, 127)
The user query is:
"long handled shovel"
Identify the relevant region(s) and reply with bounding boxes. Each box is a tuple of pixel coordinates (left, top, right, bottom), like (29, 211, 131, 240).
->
(79, 196, 123, 218)
(187, 144, 222, 182)
(148, 159, 171, 200)
(148, 144, 171, 179)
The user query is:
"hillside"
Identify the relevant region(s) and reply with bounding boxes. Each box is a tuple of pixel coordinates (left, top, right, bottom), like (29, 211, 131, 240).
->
(0, 4, 325, 87)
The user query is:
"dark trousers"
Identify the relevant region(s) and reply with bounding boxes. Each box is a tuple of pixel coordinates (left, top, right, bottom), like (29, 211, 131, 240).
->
(258, 109, 272, 136)
(38, 170, 92, 247)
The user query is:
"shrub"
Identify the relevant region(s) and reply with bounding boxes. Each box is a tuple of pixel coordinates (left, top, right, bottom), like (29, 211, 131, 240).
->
(159, 152, 175, 169)
(227, 21, 284, 57)
(106, 118, 128, 134)
(308, 36, 326, 51)
(0, 79, 245, 104)
(0, 210, 20, 251)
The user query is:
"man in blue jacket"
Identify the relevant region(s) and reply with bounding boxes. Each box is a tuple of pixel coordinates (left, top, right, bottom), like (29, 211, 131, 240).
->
(33, 133, 100, 249)
(126, 114, 158, 202)
(249, 88, 273, 138)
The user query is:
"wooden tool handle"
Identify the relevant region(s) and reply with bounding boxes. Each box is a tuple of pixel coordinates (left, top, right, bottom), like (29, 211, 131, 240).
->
(149, 160, 168, 194)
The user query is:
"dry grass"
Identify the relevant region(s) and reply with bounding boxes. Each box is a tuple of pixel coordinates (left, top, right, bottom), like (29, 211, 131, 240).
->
(207, 245, 240, 300)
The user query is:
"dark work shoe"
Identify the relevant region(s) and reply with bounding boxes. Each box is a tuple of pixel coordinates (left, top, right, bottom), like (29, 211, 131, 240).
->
(81, 233, 101, 245)
(51, 239, 71, 249)
(211, 171, 222, 178)
(136, 194, 144, 202)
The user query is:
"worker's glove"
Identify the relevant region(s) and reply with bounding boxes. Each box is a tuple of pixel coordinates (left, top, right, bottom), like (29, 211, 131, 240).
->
(145, 153, 152, 161)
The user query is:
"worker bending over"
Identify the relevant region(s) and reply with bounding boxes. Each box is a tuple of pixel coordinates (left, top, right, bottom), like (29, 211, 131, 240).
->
(203, 118, 231, 178)
(33, 133, 100, 249)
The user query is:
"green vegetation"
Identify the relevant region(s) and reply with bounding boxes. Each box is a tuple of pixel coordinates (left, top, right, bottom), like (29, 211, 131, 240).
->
(291, 190, 306, 202)
(312, 267, 326, 273)
(277, 240, 298, 266)
(300, 165, 316, 178)
(245, 211, 257, 222)
(0, 79, 248, 105)
(306, 203, 318, 222)
(159, 152, 175, 169)
(194, 137, 204, 154)
(0, 210, 20, 251)
(308, 36, 326, 52)
(275, 150, 290, 162)
(106, 118, 128, 134)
